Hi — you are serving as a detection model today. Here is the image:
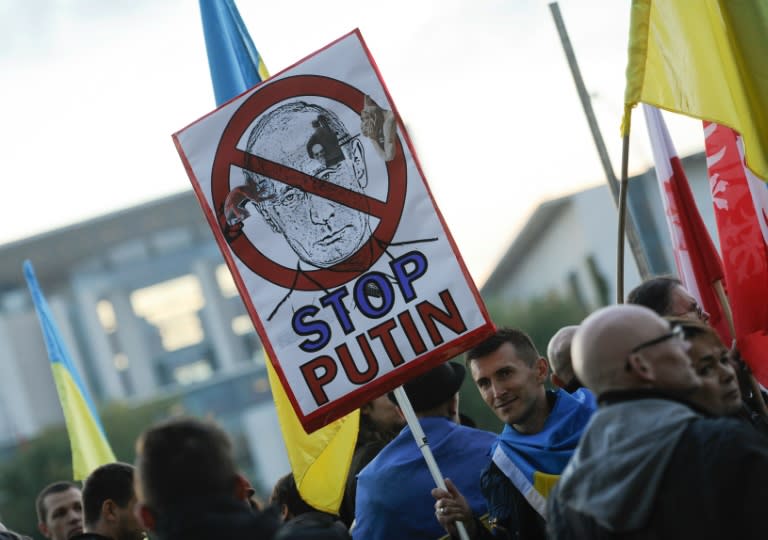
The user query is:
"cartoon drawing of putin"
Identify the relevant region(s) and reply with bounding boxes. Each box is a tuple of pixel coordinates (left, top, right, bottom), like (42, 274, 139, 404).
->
(224, 101, 373, 270)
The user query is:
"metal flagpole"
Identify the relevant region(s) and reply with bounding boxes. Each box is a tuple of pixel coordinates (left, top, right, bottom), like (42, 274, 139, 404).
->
(549, 2, 652, 302)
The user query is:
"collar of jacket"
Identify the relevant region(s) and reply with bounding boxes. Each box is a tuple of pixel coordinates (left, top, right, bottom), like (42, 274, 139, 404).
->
(597, 388, 712, 415)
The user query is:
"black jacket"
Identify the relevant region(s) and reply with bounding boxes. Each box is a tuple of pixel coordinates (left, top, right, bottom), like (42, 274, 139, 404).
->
(153, 497, 281, 540)
(475, 461, 545, 540)
(547, 391, 768, 539)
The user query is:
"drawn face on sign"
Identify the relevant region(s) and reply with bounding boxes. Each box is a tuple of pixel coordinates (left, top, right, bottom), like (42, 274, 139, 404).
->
(236, 101, 372, 269)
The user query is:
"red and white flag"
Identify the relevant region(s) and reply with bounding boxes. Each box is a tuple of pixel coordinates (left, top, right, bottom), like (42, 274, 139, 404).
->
(642, 105, 729, 342)
(703, 121, 768, 385)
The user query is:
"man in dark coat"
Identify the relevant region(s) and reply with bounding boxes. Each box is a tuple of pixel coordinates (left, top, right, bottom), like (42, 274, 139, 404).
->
(134, 417, 280, 540)
(547, 304, 768, 539)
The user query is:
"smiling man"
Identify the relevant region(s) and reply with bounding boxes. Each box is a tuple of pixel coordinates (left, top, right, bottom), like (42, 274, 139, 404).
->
(432, 328, 595, 539)
(36, 482, 84, 540)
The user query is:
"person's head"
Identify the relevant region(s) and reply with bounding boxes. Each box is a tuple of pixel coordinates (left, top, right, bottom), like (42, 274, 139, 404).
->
(236, 101, 371, 269)
(667, 317, 741, 415)
(36, 482, 83, 540)
(134, 417, 252, 531)
(387, 362, 465, 423)
(360, 395, 404, 437)
(465, 329, 549, 433)
(546, 325, 580, 390)
(628, 276, 710, 323)
(81, 463, 144, 540)
(269, 473, 315, 522)
(573, 304, 700, 398)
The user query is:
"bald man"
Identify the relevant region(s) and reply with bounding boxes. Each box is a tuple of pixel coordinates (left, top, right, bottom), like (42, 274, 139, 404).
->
(547, 326, 596, 411)
(547, 304, 768, 539)
(546, 326, 580, 391)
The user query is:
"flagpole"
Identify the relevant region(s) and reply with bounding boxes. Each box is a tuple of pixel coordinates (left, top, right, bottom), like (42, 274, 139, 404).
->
(393, 387, 471, 540)
(549, 2, 651, 301)
(617, 134, 631, 302)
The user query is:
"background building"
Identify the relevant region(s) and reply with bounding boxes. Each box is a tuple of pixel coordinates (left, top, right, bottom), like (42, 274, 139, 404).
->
(0, 191, 288, 490)
(482, 152, 715, 310)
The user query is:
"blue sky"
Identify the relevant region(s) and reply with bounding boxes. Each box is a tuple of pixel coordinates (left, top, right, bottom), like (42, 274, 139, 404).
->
(0, 0, 703, 283)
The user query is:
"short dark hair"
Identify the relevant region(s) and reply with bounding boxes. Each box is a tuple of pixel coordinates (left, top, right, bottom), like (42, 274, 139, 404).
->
(82, 463, 135, 526)
(466, 328, 539, 368)
(627, 276, 681, 316)
(36, 481, 80, 523)
(270, 473, 315, 518)
(135, 417, 238, 514)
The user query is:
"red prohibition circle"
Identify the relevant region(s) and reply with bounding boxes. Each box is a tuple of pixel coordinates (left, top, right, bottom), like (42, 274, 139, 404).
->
(212, 75, 407, 291)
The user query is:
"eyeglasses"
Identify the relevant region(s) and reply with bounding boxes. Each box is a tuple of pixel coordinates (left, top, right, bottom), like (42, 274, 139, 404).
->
(630, 324, 685, 354)
(673, 302, 707, 322)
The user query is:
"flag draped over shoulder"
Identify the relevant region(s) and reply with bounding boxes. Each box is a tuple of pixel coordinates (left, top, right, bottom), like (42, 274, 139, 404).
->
(703, 122, 768, 385)
(622, 0, 768, 182)
(23, 261, 116, 480)
(642, 106, 730, 343)
(198, 0, 358, 513)
(490, 390, 594, 518)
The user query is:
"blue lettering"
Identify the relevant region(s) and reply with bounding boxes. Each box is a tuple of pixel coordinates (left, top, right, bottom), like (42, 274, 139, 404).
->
(320, 288, 355, 334)
(292, 305, 331, 352)
(390, 251, 428, 302)
(354, 272, 395, 318)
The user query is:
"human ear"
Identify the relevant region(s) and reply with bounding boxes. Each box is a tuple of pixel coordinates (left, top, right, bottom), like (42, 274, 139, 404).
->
(350, 138, 368, 188)
(535, 357, 549, 383)
(102, 499, 117, 522)
(136, 504, 156, 532)
(626, 354, 653, 381)
(234, 473, 251, 502)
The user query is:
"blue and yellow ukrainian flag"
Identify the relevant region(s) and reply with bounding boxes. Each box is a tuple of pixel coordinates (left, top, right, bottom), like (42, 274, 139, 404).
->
(490, 389, 595, 517)
(199, 0, 269, 105)
(198, 0, 358, 513)
(23, 261, 115, 480)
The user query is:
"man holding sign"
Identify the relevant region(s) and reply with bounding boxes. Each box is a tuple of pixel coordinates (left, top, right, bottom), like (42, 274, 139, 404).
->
(432, 329, 595, 539)
(353, 363, 495, 539)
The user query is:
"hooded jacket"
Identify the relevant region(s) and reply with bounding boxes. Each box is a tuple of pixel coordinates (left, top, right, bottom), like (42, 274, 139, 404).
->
(547, 391, 768, 539)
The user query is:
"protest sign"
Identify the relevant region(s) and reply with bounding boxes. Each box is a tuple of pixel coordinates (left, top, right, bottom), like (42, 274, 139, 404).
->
(174, 29, 494, 431)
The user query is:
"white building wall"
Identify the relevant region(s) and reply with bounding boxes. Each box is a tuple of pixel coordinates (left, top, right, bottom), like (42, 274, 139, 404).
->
(495, 202, 587, 304)
(574, 187, 642, 304)
(494, 186, 643, 308)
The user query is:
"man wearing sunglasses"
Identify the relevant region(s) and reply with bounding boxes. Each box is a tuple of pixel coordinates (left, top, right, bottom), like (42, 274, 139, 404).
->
(547, 304, 768, 539)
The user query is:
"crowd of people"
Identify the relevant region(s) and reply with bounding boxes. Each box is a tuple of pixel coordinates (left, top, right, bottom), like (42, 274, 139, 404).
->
(2, 276, 768, 539)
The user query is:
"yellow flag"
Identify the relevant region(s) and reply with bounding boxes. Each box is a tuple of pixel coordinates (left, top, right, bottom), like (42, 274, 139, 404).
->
(622, 0, 768, 181)
(266, 357, 359, 514)
(24, 261, 116, 480)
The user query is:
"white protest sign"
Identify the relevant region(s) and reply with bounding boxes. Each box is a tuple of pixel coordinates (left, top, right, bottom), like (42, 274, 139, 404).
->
(174, 30, 494, 432)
